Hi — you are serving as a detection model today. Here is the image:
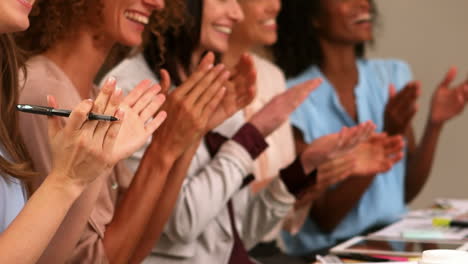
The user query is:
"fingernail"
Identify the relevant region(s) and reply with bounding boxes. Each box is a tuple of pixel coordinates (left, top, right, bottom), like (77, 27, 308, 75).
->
(207, 64, 214, 70)
(106, 76, 116, 85)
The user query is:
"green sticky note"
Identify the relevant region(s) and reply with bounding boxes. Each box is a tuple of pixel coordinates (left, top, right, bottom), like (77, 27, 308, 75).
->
(401, 230, 445, 240)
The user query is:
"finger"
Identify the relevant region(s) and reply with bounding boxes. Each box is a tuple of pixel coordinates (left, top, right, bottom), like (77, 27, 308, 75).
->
(122, 79, 152, 107)
(200, 86, 227, 120)
(47, 95, 63, 138)
(133, 84, 161, 114)
(140, 93, 166, 122)
(176, 52, 215, 96)
(288, 78, 322, 110)
(82, 77, 117, 133)
(145, 111, 168, 134)
(93, 87, 123, 142)
(187, 64, 226, 106)
(389, 83, 397, 98)
(392, 82, 420, 110)
(438, 66, 457, 89)
(193, 69, 230, 112)
(63, 99, 94, 134)
(102, 108, 125, 159)
(159, 69, 171, 94)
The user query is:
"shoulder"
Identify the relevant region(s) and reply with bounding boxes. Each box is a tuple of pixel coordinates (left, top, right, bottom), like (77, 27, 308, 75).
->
(252, 54, 285, 81)
(286, 64, 321, 89)
(20, 56, 69, 105)
(360, 58, 413, 90)
(103, 53, 158, 95)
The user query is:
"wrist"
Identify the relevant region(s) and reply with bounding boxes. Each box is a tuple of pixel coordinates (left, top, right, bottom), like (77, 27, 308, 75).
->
(45, 172, 85, 201)
(427, 118, 445, 130)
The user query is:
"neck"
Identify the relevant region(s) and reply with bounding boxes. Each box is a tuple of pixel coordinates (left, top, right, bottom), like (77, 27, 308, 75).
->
(319, 38, 358, 78)
(43, 28, 114, 99)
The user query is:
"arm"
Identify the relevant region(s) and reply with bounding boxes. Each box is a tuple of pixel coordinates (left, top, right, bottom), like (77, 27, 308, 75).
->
(129, 140, 201, 263)
(2, 93, 124, 264)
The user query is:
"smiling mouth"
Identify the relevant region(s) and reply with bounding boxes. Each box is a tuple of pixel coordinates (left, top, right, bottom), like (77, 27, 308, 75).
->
(262, 19, 276, 26)
(353, 13, 372, 24)
(124, 11, 149, 25)
(214, 25, 232, 35)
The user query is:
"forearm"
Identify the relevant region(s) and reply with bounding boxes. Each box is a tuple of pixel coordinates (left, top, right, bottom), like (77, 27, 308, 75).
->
(102, 144, 176, 264)
(130, 141, 201, 263)
(405, 121, 443, 203)
(311, 176, 375, 232)
(0, 175, 82, 264)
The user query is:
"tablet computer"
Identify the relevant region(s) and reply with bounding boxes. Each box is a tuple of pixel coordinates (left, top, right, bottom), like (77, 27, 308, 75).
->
(330, 236, 468, 257)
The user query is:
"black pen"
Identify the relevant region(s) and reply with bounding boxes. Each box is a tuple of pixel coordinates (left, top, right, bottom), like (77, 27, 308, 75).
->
(16, 104, 119, 122)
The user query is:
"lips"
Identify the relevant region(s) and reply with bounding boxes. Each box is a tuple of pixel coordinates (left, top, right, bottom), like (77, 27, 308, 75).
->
(124, 10, 149, 25)
(18, 0, 33, 10)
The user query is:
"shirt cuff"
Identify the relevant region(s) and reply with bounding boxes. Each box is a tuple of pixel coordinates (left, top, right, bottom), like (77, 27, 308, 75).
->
(205, 131, 228, 157)
(280, 157, 318, 197)
(232, 123, 268, 159)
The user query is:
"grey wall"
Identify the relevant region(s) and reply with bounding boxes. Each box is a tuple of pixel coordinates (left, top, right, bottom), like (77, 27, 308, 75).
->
(368, 0, 468, 208)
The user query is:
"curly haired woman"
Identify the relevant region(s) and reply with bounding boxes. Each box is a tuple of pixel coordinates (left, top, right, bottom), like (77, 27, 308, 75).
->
(16, 0, 231, 263)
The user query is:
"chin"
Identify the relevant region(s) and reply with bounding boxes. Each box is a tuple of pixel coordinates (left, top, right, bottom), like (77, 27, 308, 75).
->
(119, 35, 143, 47)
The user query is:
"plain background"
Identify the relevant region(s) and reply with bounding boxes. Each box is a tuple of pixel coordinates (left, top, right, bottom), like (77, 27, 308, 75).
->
(368, 0, 468, 208)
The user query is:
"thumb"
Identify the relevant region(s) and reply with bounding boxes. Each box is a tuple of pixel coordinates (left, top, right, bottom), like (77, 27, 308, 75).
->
(389, 83, 397, 98)
(47, 95, 63, 138)
(438, 66, 457, 89)
(159, 69, 171, 94)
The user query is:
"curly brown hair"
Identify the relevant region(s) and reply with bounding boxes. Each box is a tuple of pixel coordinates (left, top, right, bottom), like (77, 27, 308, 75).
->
(16, 0, 186, 59)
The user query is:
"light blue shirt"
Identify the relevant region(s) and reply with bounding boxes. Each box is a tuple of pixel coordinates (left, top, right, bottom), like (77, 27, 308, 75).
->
(281, 59, 412, 256)
(0, 145, 26, 233)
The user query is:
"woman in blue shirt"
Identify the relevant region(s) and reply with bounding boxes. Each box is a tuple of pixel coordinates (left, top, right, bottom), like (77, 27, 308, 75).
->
(273, 0, 468, 257)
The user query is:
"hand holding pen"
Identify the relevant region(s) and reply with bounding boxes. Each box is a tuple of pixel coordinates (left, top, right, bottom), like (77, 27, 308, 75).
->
(17, 104, 119, 122)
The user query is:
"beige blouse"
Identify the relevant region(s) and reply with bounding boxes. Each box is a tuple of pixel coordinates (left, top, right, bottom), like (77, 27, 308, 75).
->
(247, 54, 296, 192)
(19, 55, 132, 263)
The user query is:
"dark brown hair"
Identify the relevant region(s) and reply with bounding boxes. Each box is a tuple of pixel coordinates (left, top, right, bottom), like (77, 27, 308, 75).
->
(0, 34, 36, 180)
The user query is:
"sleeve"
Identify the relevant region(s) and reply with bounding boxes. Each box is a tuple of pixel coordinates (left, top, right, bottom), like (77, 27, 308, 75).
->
(163, 140, 256, 244)
(241, 177, 295, 249)
(392, 60, 413, 92)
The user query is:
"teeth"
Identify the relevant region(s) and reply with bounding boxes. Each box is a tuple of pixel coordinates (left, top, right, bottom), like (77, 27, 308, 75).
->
(214, 26, 232, 34)
(354, 13, 372, 23)
(124, 11, 149, 25)
(263, 19, 276, 26)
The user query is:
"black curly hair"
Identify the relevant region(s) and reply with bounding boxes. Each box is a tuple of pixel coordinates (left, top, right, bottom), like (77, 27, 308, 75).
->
(272, 0, 378, 78)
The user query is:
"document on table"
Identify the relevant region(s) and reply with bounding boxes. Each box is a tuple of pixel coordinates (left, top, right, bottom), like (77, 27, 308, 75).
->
(370, 218, 468, 240)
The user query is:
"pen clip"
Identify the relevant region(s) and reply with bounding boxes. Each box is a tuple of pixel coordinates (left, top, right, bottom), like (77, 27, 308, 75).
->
(16, 104, 54, 115)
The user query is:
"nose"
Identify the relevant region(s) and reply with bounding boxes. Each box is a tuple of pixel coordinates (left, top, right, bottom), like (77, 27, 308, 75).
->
(356, 0, 371, 11)
(229, 0, 245, 23)
(143, 0, 165, 11)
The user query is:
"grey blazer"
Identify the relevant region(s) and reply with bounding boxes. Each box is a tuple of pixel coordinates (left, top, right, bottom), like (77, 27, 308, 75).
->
(144, 112, 295, 264)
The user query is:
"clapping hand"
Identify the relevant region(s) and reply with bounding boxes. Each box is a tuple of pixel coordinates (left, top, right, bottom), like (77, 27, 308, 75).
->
(384, 81, 421, 136)
(350, 133, 404, 177)
(206, 53, 256, 131)
(430, 67, 468, 126)
(249, 78, 322, 137)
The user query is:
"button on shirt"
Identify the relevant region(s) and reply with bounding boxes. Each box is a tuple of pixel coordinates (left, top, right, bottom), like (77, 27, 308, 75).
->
(281, 59, 412, 256)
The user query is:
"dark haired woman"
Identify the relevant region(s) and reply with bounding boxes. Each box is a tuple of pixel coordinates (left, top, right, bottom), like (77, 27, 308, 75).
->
(105, 0, 378, 263)
(273, 0, 468, 256)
